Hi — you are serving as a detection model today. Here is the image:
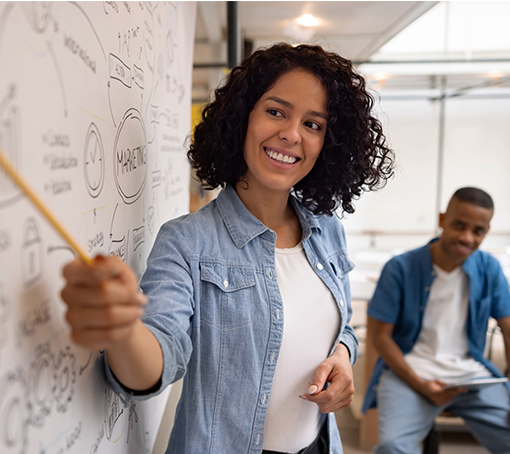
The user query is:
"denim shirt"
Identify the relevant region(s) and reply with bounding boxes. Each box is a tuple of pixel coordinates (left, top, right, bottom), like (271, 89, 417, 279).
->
(362, 239, 510, 413)
(105, 184, 358, 454)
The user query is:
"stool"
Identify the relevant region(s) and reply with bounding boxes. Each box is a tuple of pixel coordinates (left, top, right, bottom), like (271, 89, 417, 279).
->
(422, 425, 439, 454)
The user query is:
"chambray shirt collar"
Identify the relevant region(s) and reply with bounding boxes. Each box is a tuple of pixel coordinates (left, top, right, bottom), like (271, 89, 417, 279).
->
(424, 237, 479, 278)
(216, 184, 322, 249)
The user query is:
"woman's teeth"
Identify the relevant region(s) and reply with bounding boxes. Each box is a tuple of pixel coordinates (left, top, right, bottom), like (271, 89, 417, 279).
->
(265, 148, 297, 164)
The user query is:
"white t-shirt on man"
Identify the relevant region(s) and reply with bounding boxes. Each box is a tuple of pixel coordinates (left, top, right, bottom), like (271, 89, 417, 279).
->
(404, 264, 491, 383)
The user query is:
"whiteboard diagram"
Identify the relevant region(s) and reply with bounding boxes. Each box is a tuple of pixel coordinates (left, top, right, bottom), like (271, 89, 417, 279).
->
(0, 2, 196, 453)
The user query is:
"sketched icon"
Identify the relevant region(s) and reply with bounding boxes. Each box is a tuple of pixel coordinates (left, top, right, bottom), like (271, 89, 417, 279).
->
(84, 122, 105, 198)
(30, 344, 55, 427)
(0, 371, 29, 454)
(113, 109, 147, 205)
(20, 218, 43, 288)
(53, 346, 76, 413)
(0, 282, 10, 364)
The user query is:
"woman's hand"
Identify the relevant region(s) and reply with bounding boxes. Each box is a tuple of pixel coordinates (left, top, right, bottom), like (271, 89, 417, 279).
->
(61, 255, 147, 351)
(301, 343, 354, 414)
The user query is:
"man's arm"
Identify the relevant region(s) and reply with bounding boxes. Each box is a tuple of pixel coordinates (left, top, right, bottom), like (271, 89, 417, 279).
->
(370, 316, 467, 406)
(497, 315, 510, 377)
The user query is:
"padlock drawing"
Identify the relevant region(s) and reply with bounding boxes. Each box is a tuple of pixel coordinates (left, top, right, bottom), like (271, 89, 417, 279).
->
(21, 217, 43, 287)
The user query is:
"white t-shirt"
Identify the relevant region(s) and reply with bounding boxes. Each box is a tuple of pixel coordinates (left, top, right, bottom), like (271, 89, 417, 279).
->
(262, 243, 340, 452)
(404, 264, 491, 383)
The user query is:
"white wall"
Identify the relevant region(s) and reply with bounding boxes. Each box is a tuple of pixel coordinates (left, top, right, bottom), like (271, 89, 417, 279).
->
(342, 90, 510, 300)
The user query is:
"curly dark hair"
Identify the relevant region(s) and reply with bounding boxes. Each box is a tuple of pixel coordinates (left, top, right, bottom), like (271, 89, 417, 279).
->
(188, 43, 394, 216)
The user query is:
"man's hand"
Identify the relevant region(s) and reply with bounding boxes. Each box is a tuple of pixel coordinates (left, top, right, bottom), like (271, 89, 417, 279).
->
(417, 379, 468, 406)
(300, 343, 354, 414)
(61, 255, 147, 351)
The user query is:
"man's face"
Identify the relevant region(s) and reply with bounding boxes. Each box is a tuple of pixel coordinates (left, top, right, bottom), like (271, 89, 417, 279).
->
(438, 198, 493, 263)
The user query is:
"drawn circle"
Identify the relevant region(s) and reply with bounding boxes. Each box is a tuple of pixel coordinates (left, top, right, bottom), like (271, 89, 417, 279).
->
(21, 2, 52, 33)
(54, 347, 75, 413)
(35, 358, 52, 402)
(84, 123, 105, 198)
(0, 283, 10, 324)
(59, 365, 70, 392)
(0, 373, 29, 452)
(0, 104, 23, 208)
(30, 344, 55, 425)
(4, 398, 23, 446)
(113, 109, 147, 204)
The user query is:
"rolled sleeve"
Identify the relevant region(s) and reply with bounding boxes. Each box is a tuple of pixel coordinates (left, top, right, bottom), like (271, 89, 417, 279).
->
(489, 257, 510, 320)
(339, 324, 358, 366)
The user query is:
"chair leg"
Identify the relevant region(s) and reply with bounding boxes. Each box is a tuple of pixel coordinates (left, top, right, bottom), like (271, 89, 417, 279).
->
(422, 425, 440, 454)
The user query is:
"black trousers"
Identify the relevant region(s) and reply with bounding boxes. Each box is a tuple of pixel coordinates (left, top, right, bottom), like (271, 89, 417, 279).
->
(261, 423, 328, 454)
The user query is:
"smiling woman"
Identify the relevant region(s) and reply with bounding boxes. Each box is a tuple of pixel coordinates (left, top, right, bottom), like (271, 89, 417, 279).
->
(189, 43, 394, 216)
(61, 43, 394, 454)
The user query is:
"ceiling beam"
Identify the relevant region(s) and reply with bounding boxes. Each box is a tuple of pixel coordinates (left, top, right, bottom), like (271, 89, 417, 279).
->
(198, 1, 223, 43)
(356, 1, 439, 61)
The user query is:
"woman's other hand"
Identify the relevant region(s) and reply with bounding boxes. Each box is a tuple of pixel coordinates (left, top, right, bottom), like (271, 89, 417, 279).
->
(301, 343, 354, 413)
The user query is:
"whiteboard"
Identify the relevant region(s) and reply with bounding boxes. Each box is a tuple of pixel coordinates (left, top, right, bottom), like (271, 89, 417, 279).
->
(0, 2, 196, 453)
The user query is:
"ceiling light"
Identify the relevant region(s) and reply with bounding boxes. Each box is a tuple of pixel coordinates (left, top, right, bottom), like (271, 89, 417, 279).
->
(296, 14, 321, 27)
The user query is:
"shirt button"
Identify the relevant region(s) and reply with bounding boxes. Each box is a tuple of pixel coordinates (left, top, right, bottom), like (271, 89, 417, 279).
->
(316, 263, 323, 270)
(339, 299, 344, 307)
(425, 286, 430, 292)
(269, 269, 273, 278)
(223, 279, 229, 288)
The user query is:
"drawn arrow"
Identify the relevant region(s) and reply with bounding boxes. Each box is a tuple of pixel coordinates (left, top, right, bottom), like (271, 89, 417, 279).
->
(107, 82, 117, 128)
(0, 2, 15, 57)
(47, 245, 77, 258)
(79, 352, 93, 375)
(48, 41, 68, 117)
(69, 2, 107, 61)
(110, 203, 119, 239)
(0, 84, 15, 119)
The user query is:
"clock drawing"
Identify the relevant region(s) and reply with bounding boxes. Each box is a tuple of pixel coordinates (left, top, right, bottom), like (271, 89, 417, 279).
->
(84, 123, 105, 198)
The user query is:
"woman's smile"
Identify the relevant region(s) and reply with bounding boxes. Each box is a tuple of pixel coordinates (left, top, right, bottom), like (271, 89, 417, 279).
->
(264, 147, 300, 165)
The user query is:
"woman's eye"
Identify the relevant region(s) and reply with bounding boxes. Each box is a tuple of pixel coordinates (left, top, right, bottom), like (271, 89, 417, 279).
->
(305, 121, 321, 131)
(267, 109, 283, 117)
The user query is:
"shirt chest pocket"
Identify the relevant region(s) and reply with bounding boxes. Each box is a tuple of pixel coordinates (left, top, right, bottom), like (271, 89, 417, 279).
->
(327, 252, 354, 304)
(199, 262, 256, 330)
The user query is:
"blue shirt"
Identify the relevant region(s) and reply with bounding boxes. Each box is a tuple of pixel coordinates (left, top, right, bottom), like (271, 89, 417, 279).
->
(362, 239, 510, 413)
(106, 184, 358, 454)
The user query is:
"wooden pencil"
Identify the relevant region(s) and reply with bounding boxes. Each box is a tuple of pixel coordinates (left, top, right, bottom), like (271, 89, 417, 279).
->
(0, 147, 93, 265)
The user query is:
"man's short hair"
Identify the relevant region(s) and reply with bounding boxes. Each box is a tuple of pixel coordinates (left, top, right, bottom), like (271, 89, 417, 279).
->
(452, 187, 494, 210)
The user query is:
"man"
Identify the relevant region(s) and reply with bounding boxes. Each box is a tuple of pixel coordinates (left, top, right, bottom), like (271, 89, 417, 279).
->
(362, 187, 510, 454)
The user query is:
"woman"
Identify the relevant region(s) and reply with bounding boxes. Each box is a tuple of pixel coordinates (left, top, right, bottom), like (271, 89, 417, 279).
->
(61, 43, 393, 454)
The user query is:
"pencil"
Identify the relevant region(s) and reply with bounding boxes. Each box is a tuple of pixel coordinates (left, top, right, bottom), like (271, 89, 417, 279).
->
(0, 147, 93, 265)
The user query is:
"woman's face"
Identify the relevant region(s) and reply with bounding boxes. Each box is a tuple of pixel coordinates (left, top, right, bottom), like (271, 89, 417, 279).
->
(241, 69, 328, 196)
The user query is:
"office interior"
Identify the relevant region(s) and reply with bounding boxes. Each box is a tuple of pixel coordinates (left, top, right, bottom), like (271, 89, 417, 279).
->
(157, 2, 510, 453)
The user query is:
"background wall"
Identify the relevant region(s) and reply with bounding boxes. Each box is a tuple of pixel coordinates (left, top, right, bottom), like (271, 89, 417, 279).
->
(343, 89, 510, 300)
(0, 2, 196, 453)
